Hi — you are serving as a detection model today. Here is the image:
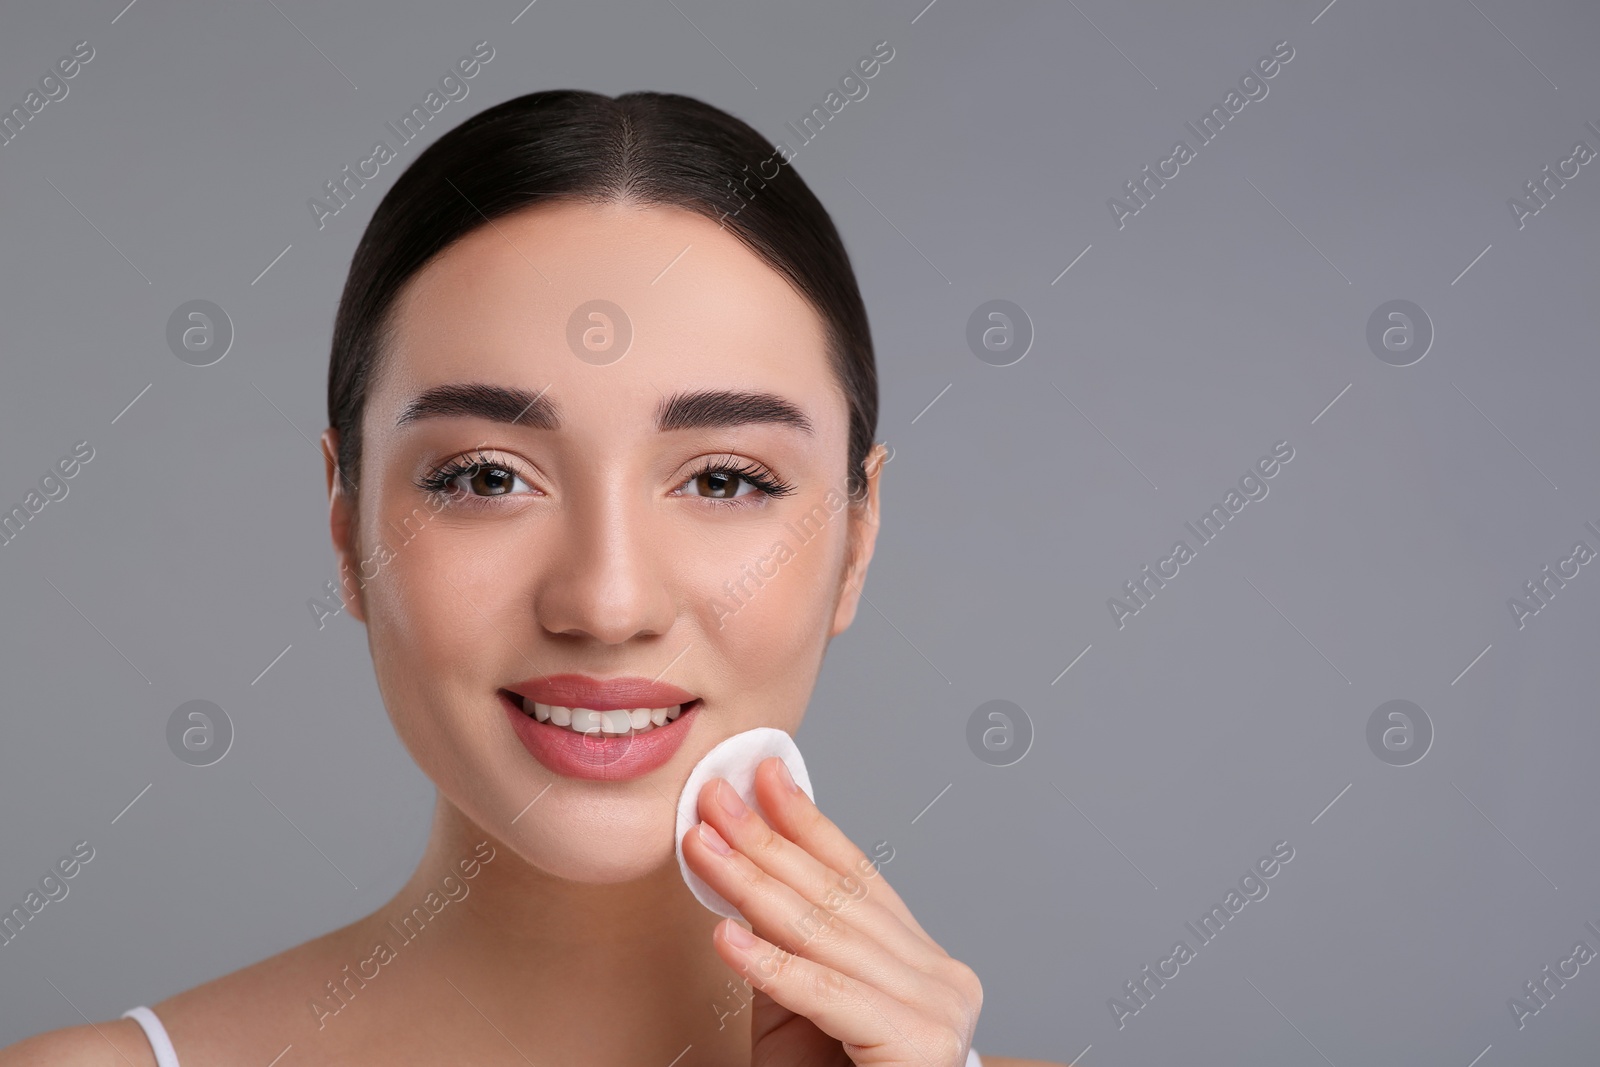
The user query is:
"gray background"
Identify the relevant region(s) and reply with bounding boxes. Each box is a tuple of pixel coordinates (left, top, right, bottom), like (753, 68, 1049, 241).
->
(2, 0, 1597, 1062)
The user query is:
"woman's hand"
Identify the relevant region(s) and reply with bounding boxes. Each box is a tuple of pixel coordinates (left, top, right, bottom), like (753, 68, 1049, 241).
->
(682, 755, 984, 1067)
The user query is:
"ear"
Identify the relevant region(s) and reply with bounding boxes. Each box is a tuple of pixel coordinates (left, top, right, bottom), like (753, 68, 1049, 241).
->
(320, 427, 367, 624)
(829, 442, 888, 638)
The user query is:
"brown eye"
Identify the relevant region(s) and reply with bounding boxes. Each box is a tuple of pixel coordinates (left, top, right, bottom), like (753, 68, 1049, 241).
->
(467, 464, 518, 495)
(674, 457, 793, 506)
(416, 451, 536, 506)
(693, 469, 754, 499)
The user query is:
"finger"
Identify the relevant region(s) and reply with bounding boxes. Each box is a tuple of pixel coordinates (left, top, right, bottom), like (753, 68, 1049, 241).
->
(694, 770, 949, 976)
(711, 916, 971, 1067)
(749, 757, 939, 946)
(684, 813, 946, 1007)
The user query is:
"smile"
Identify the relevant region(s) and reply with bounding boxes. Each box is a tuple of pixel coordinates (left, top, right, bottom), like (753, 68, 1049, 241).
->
(500, 691, 702, 781)
(511, 694, 698, 737)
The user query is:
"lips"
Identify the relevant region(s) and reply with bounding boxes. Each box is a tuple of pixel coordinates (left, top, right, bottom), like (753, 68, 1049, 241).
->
(500, 674, 700, 781)
(504, 673, 696, 712)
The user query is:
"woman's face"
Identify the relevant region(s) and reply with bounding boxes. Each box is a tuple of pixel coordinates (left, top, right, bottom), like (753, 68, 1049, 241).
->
(321, 199, 881, 884)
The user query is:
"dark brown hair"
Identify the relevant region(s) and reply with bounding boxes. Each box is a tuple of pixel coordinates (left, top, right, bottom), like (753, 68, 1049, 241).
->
(327, 89, 878, 507)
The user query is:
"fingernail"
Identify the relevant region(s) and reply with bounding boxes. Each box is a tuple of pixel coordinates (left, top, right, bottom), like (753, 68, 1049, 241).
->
(773, 758, 799, 794)
(716, 779, 749, 819)
(724, 920, 756, 948)
(699, 822, 733, 855)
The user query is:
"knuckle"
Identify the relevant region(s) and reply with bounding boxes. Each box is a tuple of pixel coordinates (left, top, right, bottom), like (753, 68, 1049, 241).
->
(812, 881, 861, 924)
(802, 908, 847, 951)
(934, 1030, 972, 1062)
(732, 856, 773, 896)
(965, 963, 985, 1006)
(845, 849, 878, 886)
(939, 958, 984, 1015)
(913, 1025, 967, 1067)
(805, 961, 852, 1002)
(783, 901, 825, 943)
(751, 944, 790, 987)
(749, 822, 785, 861)
(794, 797, 831, 838)
(936, 1029, 969, 1065)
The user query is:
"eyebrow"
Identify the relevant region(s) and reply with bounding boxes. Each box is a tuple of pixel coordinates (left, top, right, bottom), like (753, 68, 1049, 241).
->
(394, 382, 814, 436)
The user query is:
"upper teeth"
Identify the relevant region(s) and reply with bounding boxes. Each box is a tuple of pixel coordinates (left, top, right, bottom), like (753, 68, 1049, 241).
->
(525, 701, 685, 734)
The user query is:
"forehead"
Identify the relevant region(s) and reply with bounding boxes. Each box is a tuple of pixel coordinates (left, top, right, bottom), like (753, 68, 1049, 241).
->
(373, 199, 840, 430)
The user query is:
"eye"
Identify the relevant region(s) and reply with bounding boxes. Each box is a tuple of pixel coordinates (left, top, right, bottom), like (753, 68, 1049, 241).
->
(457, 464, 526, 496)
(416, 450, 537, 505)
(675, 456, 796, 507)
(689, 468, 758, 500)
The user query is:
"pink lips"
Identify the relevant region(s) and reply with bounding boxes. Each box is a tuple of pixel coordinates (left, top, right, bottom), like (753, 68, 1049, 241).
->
(500, 678, 700, 781)
(504, 673, 695, 712)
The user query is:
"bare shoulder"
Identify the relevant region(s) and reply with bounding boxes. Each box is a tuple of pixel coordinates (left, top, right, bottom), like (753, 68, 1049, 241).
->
(0, 916, 370, 1066)
(0, 1019, 158, 1066)
(978, 1057, 1071, 1067)
(133, 917, 378, 1062)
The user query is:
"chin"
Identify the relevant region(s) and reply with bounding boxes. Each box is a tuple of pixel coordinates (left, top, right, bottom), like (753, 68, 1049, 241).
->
(499, 791, 683, 886)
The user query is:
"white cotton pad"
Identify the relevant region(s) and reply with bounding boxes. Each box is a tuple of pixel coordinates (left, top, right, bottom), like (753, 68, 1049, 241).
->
(675, 726, 815, 920)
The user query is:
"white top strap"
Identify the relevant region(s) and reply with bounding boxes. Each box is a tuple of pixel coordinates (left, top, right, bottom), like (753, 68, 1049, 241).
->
(115, 1002, 971, 1067)
(120, 1006, 181, 1067)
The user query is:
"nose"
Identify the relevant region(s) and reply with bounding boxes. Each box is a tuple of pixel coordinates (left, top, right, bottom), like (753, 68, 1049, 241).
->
(532, 479, 677, 645)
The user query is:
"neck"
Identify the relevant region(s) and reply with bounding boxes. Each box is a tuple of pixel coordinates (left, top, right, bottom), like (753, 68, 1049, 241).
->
(351, 791, 753, 1063)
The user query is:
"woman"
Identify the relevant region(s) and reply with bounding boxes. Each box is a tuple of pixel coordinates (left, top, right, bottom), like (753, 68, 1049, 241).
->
(3, 90, 1061, 1067)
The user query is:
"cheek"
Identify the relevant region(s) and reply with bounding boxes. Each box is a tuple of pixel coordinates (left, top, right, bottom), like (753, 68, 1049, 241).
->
(358, 526, 502, 751)
(366, 547, 472, 662)
(690, 510, 847, 661)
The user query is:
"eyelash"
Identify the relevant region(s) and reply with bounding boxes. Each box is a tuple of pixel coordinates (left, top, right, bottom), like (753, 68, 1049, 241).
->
(679, 454, 797, 508)
(412, 450, 797, 510)
(414, 450, 522, 505)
